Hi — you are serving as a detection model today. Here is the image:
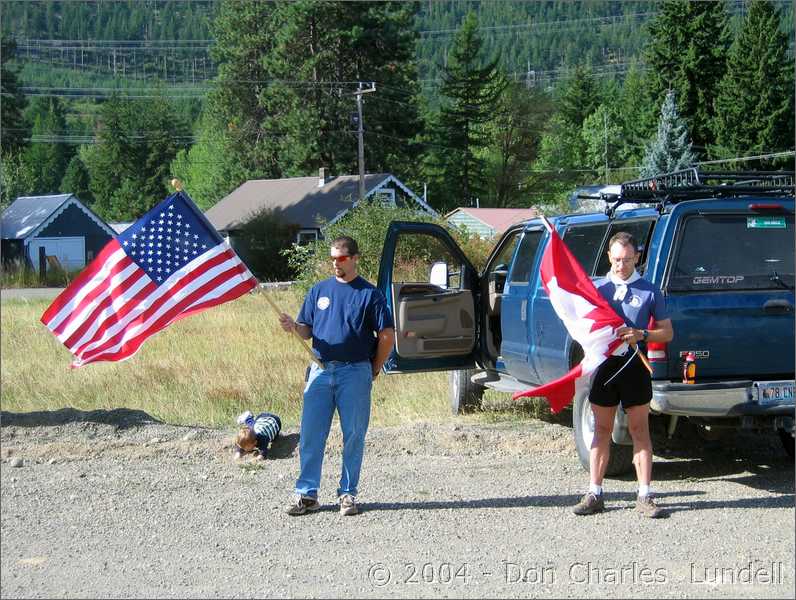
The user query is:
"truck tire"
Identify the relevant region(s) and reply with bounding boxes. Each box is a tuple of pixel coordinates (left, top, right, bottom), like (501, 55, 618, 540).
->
(572, 387, 634, 476)
(778, 428, 794, 459)
(449, 369, 485, 415)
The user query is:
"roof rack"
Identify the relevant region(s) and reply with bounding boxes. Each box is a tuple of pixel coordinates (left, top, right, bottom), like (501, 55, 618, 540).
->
(600, 168, 794, 217)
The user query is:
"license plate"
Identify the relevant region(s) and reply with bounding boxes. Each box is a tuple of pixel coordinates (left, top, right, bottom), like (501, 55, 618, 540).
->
(754, 380, 795, 405)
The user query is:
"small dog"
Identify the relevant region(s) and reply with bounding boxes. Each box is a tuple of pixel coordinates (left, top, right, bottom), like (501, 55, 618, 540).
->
(234, 411, 281, 460)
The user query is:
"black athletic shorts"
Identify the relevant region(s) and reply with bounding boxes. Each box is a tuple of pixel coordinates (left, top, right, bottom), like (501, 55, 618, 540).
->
(589, 352, 652, 410)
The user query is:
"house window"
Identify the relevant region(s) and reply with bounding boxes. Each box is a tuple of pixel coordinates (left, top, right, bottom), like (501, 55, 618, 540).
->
(297, 229, 319, 245)
(373, 188, 395, 205)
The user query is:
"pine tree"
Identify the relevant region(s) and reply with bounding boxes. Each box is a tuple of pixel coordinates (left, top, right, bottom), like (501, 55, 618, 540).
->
(617, 59, 655, 166)
(640, 90, 696, 177)
(84, 94, 190, 220)
(480, 83, 553, 207)
(423, 11, 506, 210)
(211, 0, 421, 181)
(531, 64, 603, 205)
(558, 64, 599, 130)
(1, 36, 28, 155)
(713, 0, 794, 166)
(644, 0, 731, 155)
(60, 154, 93, 204)
(170, 107, 248, 210)
(21, 97, 72, 194)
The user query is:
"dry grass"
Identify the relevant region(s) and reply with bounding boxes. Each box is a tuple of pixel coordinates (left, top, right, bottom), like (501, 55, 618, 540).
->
(1, 290, 457, 428)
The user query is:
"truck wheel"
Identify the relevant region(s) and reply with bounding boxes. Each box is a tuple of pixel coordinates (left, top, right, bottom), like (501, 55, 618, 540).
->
(572, 387, 634, 476)
(778, 428, 794, 459)
(449, 369, 484, 415)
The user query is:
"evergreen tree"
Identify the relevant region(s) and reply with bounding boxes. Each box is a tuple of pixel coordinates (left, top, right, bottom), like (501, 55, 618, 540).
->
(423, 11, 506, 210)
(713, 0, 794, 166)
(21, 97, 72, 194)
(61, 153, 93, 204)
(643, 0, 731, 155)
(531, 65, 603, 206)
(616, 59, 654, 166)
(170, 107, 248, 210)
(640, 90, 696, 177)
(210, 0, 421, 181)
(1, 36, 28, 155)
(84, 94, 190, 221)
(558, 64, 599, 130)
(208, 0, 279, 178)
(480, 83, 553, 207)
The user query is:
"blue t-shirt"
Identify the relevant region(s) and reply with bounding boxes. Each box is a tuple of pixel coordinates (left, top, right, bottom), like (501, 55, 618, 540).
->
(296, 276, 394, 363)
(594, 275, 669, 331)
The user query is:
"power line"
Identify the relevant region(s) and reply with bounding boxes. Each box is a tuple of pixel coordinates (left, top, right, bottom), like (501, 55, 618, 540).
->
(696, 150, 795, 165)
(418, 12, 658, 36)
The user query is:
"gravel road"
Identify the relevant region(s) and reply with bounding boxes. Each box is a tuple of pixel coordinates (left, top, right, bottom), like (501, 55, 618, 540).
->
(1, 408, 793, 599)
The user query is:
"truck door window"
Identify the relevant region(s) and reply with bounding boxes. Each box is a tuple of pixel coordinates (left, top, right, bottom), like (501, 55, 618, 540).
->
(490, 231, 520, 274)
(509, 230, 543, 284)
(562, 223, 609, 276)
(668, 214, 794, 292)
(393, 232, 463, 289)
(595, 220, 655, 276)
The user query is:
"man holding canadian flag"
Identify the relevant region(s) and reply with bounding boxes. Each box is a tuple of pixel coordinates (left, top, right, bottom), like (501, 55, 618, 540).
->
(513, 220, 673, 518)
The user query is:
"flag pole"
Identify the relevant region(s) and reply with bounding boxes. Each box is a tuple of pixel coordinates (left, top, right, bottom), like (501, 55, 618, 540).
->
(634, 343, 653, 374)
(259, 288, 323, 367)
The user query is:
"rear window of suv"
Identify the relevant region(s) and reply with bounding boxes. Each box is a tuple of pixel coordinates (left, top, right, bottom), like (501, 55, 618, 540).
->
(668, 214, 794, 292)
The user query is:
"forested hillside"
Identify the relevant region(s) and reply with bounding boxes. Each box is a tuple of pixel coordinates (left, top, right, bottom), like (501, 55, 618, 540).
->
(2, 0, 794, 222)
(5, 1, 792, 93)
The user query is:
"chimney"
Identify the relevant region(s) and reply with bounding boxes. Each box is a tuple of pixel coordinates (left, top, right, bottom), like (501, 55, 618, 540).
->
(318, 167, 327, 188)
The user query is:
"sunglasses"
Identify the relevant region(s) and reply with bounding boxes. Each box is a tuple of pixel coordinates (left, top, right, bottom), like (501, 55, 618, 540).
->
(331, 255, 353, 263)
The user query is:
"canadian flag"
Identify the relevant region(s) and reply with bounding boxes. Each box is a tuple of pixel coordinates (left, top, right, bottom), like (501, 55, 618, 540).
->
(512, 220, 627, 413)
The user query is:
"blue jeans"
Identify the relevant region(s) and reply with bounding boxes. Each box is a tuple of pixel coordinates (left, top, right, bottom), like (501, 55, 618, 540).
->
(295, 360, 373, 499)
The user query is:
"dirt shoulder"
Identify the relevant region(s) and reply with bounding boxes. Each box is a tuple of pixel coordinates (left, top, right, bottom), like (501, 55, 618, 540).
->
(1, 410, 793, 599)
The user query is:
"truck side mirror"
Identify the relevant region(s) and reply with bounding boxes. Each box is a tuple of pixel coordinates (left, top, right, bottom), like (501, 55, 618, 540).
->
(429, 261, 448, 289)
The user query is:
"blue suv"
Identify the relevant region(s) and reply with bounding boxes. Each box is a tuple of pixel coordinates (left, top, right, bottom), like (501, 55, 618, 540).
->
(377, 170, 795, 474)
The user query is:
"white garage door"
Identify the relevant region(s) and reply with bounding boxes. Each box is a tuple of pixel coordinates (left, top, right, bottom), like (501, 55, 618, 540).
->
(28, 237, 86, 273)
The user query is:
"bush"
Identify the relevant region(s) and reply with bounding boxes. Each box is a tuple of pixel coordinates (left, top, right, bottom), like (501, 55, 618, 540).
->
(282, 201, 494, 291)
(234, 209, 300, 281)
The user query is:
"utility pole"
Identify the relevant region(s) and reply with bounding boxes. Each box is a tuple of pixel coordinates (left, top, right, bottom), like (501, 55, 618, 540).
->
(603, 110, 609, 182)
(353, 82, 376, 202)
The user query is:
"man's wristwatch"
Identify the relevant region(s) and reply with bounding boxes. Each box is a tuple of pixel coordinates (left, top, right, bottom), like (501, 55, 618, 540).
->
(642, 329, 649, 341)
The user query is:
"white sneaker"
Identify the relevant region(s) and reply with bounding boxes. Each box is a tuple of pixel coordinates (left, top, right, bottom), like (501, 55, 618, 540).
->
(339, 494, 359, 516)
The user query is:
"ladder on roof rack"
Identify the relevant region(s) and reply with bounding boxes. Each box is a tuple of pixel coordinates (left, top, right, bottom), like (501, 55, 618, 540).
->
(600, 168, 794, 216)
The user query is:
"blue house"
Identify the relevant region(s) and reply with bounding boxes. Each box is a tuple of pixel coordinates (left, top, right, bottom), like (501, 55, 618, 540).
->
(1, 194, 115, 273)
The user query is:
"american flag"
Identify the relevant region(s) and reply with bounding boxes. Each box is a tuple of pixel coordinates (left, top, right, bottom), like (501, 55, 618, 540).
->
(41, 191, 257, 367)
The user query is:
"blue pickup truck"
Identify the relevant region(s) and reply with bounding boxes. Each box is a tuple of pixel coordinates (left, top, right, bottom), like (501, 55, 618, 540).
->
(377, 170, 795, 474)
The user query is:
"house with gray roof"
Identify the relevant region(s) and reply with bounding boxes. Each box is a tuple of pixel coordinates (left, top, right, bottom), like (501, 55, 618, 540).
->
(205, 169, 437, 246)
(1, 193, 115, 273)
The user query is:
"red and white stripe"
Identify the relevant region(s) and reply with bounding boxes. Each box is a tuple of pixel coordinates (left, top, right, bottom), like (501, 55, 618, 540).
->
(41, 240, 256, 367)
(513, 221, 626, 413)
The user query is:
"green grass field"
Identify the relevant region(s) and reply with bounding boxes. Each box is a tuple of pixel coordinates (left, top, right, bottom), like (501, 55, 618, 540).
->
(0, 290, 552, 429)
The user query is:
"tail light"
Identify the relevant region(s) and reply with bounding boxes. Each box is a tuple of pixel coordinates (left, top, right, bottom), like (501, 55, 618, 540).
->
(646, 316, 667, 362)
(647, 340, 668, 362)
